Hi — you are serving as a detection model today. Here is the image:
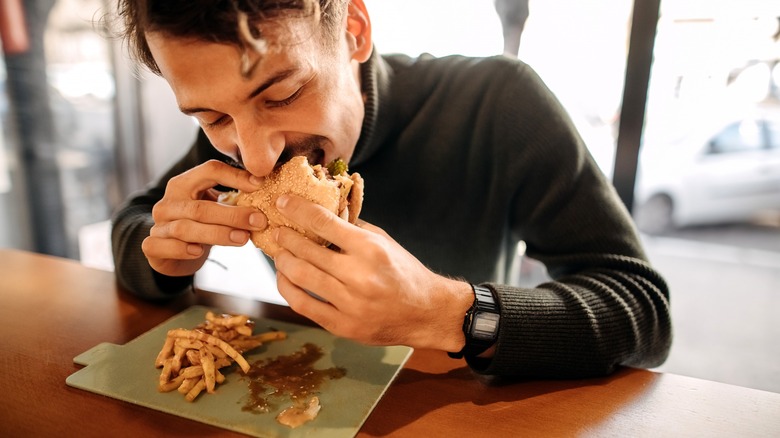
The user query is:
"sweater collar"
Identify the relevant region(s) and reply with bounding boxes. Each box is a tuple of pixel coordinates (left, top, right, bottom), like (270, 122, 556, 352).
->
(350, 48, 393, 167)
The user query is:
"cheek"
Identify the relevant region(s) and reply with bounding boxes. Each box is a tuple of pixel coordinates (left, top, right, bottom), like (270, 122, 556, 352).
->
(336, 95, 364, 141)
(297, 81, 361, 134)
(320, 77, 364, 137)
(314, 91, 364, 156)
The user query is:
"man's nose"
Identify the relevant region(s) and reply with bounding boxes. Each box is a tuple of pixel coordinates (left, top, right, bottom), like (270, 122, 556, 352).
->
(235, 122, 285, 177)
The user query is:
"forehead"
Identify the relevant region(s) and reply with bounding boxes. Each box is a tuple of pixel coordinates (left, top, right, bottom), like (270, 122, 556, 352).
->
(146, 19, 327, 97)
(241, 17, 330, 73)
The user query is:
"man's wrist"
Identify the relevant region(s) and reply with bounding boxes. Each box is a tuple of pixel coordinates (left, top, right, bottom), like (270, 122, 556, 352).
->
(448, 284, 501, 359)
(434, 279, 473, 353)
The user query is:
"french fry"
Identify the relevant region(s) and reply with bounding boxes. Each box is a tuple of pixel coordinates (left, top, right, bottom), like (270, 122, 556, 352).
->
(155, 336, 175, 367)
(215, 357, 232, 368)
(175, 339, 203, 350)
(254, 331, 288, 343)
(171, 345, 188, 374)
(158, 373, 185, 392)
(185, 349, 200, 365)
(206, 311, 249, 328)
(201, 349, 216, 393)
(180, 365, 204, 379)
(178, 377, 199, 394)
(159, 359, 173, 386)
(229, 338, 264, 352)
(185, 378, 206, 402)
(205, 344, 227, 359)
(235, 325, 252, 337)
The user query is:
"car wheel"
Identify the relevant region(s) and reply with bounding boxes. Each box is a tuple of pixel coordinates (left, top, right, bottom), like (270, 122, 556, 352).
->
(634, 194, 674, 235)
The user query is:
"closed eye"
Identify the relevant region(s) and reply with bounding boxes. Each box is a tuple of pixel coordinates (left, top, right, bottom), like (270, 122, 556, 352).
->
(266, 86, 303, 108)
(205, 115, 231, 128)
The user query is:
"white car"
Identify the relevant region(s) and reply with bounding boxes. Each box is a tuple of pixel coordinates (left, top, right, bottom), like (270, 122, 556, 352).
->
(633, 107, 780, 233)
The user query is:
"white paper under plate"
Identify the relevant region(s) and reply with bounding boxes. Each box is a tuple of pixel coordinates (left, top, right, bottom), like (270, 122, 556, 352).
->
(66, 305, 412, 437)
(194, 243, 287, 305)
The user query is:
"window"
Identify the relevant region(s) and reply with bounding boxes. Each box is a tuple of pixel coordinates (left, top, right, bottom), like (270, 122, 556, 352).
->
(369, 0, 780, 394)
(0, 0, 120, 257)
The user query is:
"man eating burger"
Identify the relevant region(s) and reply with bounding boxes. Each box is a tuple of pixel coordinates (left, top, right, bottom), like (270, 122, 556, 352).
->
(110, 0, 672, 379)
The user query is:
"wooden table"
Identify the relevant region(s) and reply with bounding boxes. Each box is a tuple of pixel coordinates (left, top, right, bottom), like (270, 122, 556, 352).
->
(2, 248, 779, 437)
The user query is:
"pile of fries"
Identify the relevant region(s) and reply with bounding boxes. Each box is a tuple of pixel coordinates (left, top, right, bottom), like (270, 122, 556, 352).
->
(155, 311, 286, 402)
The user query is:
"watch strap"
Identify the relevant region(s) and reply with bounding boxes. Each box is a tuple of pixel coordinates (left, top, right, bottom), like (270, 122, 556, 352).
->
(448, 284, 500, 359)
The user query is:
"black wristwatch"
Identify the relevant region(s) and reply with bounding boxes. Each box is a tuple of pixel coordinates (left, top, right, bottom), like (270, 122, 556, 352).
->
(448, 284, 501, 359)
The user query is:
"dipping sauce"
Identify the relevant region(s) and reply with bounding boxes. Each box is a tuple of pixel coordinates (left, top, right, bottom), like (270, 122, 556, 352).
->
(241, 342, 346, 414)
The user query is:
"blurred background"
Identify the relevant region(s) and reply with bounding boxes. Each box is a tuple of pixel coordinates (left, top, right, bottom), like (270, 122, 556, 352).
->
(0, 0, 778, 393)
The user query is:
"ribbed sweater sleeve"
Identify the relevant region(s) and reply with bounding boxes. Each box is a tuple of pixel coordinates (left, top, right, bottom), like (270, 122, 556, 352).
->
(477, 257, 670, 377)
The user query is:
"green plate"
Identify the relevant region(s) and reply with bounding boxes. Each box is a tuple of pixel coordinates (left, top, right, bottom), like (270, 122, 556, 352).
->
(66, 305, 412, 437)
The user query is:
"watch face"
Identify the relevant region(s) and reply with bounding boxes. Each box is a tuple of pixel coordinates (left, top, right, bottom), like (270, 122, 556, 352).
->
(471, 312, 499, 340)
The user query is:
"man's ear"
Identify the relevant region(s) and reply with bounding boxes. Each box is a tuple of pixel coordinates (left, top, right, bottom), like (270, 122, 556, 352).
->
(345, 0, 372, 62)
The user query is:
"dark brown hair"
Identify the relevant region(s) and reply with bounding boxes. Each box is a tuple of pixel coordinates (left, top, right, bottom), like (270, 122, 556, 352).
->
(114, 0, 347, 75)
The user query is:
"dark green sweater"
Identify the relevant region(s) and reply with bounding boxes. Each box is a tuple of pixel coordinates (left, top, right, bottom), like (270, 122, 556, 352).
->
(112, 50, 672, 379)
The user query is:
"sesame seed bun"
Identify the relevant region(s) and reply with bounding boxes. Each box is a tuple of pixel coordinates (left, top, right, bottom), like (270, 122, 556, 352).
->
(232, 156, 364, 258)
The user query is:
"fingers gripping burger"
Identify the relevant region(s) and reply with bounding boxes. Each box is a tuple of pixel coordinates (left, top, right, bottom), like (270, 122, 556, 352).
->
(221, 156, 364, 258)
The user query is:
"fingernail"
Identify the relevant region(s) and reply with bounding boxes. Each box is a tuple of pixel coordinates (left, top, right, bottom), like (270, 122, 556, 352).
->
(276, 195, 288, 209)
(230, 229, 248, 243)
(187, 244, 203, 256)
(249, 212, 266, 228)
(272, 228, 280, 242)
(249, 175, 263, 186)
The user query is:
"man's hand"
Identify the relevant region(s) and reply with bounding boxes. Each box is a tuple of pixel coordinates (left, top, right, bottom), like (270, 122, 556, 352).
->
(142, 160, 267, 278)
(272, 194, 474, 352)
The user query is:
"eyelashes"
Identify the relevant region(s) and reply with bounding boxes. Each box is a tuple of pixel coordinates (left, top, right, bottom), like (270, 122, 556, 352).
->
(206, 115, 231, 128)
(266, 86, 303, 108)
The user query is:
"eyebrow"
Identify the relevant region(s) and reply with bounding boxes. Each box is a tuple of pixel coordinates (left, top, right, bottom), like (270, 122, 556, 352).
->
(179, 68, 297, 115)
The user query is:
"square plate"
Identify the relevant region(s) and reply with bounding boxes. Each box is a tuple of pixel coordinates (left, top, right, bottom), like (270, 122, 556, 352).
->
(66, 305, 412, 437)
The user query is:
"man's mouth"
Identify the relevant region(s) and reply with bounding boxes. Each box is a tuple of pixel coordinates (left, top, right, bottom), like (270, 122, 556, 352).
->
(277, 136, 327, 167)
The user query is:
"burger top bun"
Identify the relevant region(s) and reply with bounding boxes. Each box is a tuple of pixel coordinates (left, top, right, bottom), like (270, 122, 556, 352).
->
(228, 156, 363, 258)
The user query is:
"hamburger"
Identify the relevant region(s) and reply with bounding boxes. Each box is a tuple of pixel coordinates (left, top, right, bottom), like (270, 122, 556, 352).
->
(221, 156, 364, 258)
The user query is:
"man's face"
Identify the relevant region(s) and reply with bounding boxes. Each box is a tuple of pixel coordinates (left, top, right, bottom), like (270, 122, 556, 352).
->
(146, 18, 365, 177)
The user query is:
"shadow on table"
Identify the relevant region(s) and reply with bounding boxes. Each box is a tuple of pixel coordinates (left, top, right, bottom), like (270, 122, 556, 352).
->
(361, 355, 659, 437)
